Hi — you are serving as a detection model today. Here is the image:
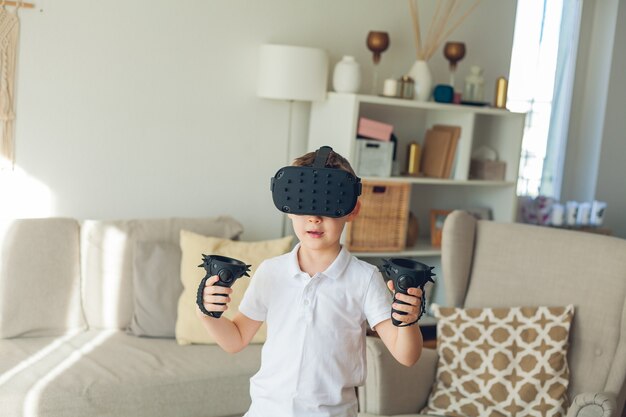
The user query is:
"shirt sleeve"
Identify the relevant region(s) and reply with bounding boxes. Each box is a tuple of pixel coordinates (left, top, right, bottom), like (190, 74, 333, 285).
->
(238, 261, 268, 322)
(363, 268, 392, 329)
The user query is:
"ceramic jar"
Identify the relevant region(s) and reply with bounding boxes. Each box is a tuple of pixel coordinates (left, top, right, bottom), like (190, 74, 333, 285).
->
(332, 56, 361, 93)
(464, 65, 485, 102)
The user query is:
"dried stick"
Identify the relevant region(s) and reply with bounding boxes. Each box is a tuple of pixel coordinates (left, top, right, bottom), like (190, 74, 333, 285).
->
(428, 0, 482, 60)
(426, 0, 457, 60)
(408, 0, 423, 59)
(423, 0, 443, 61)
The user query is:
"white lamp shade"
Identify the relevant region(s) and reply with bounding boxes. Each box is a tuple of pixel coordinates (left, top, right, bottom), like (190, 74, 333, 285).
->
(257, 44, 329, 102)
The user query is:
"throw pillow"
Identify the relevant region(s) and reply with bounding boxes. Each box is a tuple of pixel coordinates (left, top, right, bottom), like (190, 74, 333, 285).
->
(129, 241, 182, 338)
(0, 218, 86, 338)
(422, 304, 574, 417)
(176, 230, 293, 345)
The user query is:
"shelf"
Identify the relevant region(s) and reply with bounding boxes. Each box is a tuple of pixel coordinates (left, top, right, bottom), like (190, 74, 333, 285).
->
(362, 176, 516, 187)
(310, 91, 525, 259)
(335, 92, 525, 117)
(351, 238, 441, 258)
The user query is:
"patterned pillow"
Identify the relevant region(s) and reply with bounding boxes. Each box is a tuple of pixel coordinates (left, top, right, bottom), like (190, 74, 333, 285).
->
(422, 304, 574, 417)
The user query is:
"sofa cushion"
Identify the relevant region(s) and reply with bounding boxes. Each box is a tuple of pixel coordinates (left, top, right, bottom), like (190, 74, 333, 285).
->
(176, 231, 292, 345)
(129, 241, 182, 338)
(81, 216, 244, 330)
(0, 330, 261, 417)
(422, 304, 574, 417)
(0, 218, 86, 338)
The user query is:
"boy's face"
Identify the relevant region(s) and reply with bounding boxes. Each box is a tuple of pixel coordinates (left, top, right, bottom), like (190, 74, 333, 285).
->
(288, 200, 360, 252)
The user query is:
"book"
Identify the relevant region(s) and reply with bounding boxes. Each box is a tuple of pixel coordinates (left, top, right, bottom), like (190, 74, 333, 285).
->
(433, 124, 461, 179)
(421, 129, 453, 178)
(357, 117, 393, 141)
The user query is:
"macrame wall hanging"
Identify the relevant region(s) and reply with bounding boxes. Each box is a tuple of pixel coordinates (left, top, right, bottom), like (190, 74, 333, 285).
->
(0, 0, 35, 170)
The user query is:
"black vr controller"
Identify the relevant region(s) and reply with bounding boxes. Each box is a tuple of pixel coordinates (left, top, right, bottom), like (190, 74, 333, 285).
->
(196, 254, 251, 318)
(380, 258, 435, 327)
(270, 146, 362, 218)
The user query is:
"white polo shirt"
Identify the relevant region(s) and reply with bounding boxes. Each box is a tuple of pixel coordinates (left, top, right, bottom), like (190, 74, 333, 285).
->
(239, 244, 391, 417)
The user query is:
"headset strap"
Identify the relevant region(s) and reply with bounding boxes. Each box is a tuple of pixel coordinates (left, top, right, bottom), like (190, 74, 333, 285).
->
(312, 146, 332, 168)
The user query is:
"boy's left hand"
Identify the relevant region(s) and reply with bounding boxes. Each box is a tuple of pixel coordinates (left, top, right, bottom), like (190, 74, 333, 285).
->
(387, 280, 423, 325)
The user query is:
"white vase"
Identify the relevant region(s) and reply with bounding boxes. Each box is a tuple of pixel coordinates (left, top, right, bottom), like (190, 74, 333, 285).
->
(332, 56, 361, 93)
(408, 60, 432, 101)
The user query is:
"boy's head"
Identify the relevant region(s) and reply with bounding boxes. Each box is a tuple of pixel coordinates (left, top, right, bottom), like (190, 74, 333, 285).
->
(291, 149, 356, 176)
(270, 146, 361, 218)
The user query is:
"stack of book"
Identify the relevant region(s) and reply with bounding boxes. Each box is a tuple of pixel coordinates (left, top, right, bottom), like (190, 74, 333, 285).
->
(420, 125, 461, 179)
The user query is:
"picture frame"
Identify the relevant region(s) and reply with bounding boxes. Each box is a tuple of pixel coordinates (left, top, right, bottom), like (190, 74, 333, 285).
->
(464, 207, 493, 221)
(430, 209, 452, 247)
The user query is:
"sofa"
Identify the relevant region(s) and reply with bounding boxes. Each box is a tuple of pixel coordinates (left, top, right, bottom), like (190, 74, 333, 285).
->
(0, 216, 264, 417)
(358, 210, 626, 417)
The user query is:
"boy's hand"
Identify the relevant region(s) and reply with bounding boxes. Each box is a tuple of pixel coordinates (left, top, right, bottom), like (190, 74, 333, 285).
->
(387, 280, 423, 326)
(199, 275, 233, 315)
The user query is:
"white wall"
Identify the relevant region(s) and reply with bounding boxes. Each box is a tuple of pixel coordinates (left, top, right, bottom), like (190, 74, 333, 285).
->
(561, 0, 625, 238)
(9, 0, 517, 240)
(595, 0, 626, 238)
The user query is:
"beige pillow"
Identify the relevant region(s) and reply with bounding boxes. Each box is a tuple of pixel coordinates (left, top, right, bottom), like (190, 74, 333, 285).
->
(422, 304, 574, 417)
(0, 218, 86, 338)
(176, 230, 293, 345)
(129, 241, 182, 338)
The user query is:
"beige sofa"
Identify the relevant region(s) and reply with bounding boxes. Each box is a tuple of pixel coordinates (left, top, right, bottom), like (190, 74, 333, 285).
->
(358, 210, 626, 417)
(0, 216, 261, 417)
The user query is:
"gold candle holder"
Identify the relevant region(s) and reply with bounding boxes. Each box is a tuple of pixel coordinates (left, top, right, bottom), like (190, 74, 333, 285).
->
(366, 31, 390, 94)
(406, 142, 421, 175)
(494, 76, 508, 109)
(443, 41, 466, 88)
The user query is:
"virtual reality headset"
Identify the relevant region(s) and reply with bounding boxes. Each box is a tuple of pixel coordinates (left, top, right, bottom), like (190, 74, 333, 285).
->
(270, 146, 362, 218)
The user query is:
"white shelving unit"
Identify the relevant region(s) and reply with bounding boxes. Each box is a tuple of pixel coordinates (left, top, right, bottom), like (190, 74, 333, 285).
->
(308, 92, 526, 258)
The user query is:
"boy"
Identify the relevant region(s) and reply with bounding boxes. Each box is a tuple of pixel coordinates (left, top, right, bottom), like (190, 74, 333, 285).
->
(197, 147, 424, 417)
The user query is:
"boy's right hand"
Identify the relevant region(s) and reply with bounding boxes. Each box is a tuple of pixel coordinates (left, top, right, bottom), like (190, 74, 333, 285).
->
(199, 275, 233, 315)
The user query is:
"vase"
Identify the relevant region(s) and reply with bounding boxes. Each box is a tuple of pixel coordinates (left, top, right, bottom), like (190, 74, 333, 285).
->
(408, 60, 432, 101)
(332, 56, 361, 93)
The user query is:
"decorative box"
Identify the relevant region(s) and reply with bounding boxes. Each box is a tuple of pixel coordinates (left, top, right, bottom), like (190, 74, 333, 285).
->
(355, 139, 393, 177)
(469, 159, 506, 180)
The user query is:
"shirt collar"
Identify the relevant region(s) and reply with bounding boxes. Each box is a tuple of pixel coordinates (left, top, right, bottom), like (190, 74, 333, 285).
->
(287, 243, 351, 280)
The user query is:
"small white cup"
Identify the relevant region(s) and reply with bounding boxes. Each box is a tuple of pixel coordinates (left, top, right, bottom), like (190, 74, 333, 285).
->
(550, 203, 564, 226)
(590, 200, 607, 226)
(565, 201, 578, 226)
(577, 202, 591, 225)
(382, 78, 398, 97)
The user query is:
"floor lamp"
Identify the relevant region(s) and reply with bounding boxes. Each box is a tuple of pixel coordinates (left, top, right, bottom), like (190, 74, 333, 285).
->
(256, 44, 328, 236)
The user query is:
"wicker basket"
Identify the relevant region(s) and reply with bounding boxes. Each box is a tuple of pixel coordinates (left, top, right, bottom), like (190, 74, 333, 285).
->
(347, 180, 411, 252)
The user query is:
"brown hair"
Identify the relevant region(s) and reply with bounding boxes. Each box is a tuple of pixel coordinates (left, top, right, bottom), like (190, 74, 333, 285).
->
(292, 149, 356, 176)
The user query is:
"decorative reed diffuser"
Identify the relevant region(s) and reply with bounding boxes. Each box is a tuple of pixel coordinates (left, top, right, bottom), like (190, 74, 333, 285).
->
(408, 0, 480, 61)
(406, 0, 481, 101)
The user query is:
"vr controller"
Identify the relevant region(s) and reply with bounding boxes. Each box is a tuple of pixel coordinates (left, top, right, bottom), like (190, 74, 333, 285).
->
(196, 254, 251, 318)
(380, 258, 435, 327)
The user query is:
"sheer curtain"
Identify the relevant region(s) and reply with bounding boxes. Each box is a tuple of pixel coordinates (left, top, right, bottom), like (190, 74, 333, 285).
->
(508, 0, 583, 198)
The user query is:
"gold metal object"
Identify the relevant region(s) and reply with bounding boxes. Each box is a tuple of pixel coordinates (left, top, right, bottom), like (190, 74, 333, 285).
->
(494, 76, 508, 108)
(399, 76, 414, 99)
(407, 142, 421, 175)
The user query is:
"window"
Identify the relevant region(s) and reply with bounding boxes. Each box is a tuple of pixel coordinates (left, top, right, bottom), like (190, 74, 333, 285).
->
(508, 0, 582, 198)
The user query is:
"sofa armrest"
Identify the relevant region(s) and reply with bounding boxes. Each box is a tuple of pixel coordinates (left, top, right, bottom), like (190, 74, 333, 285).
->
(358, 336, 438, 415)
(567, 392, 617, 417)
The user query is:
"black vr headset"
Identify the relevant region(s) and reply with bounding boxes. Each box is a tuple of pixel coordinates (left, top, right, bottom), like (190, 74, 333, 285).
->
(270, 146, 362, 218)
